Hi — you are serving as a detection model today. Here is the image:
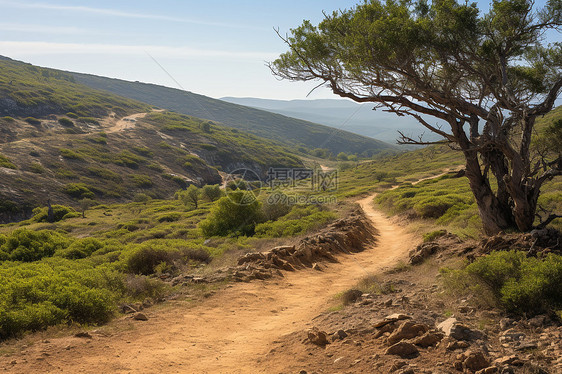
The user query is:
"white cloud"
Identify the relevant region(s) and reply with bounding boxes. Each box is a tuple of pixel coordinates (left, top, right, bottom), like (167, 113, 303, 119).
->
(0, 41, 277, 60)
(0, 1, 266, 30)
(0, 22, 91, 35)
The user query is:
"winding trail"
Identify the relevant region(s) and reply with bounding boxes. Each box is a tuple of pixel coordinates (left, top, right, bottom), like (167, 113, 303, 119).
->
(3, 195, 418, 374)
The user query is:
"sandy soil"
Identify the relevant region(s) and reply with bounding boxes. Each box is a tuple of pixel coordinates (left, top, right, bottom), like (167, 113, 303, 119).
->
(2, 195, 419, 374)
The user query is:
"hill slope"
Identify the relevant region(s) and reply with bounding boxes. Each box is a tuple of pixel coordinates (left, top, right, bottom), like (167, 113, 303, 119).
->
(0, 57, 304, 222)
(71, 73, 397, 156)
(221, 97, 439, 144)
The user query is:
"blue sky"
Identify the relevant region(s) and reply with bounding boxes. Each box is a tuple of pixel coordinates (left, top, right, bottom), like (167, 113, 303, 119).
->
(0, 0, 557, 100)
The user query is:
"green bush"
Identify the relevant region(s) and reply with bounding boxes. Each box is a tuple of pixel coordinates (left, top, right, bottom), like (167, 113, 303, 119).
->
(29, 162, 44, 174)
(129, 174, 153, 188)
(0, 229, 70, 262)
(59, 148, 84, 160)
(442, 251, 562, 315)
(201, 185, 222, 202)
(55, 238, 105, 259)
(62, 183, 95, 199)
(255, 205, 335, 238)
(24, 117, 41, 126)
(199, 192, 263, 237)
(0, 153, 16, 169)
(58, 118, 74, 127)
(32, 205, 76, 223)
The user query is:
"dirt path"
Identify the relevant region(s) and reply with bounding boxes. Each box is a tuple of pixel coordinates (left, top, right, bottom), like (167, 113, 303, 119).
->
(2, 195, 418, 374)
(106, 109, 164, 133)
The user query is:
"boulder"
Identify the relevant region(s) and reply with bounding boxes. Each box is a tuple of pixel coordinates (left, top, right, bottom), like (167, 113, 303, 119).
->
(387, 321, 429, 345)
(133, 313, 148, 321)
(307, 328, 329, 346)
(437, 318, 482, 341)
(385, 342, 419, 358)
(461, 350, 490, 371)
(412, 331, 444, 347)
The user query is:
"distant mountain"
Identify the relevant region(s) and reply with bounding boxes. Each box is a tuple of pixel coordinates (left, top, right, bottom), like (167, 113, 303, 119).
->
(71, 73, 397, 156)
(220, 97, 443, 144)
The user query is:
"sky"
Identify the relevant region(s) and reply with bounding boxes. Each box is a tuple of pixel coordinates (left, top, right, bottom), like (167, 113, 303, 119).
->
(0, 0, 558, 100)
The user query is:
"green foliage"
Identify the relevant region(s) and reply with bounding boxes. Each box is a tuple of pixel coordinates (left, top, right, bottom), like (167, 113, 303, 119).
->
(201, 185, 222, 202)
(176, 185, 200, 209)
(29, 162, 44, 174)
(423, 230, 447, 242)
(337, 152, 348, 161)
(31, 205, 76, 223)
(442, 251, 562, 315)
(199, 192, 263, 237)
(55, 237, 106, 259)
(59, 148, 84, 160)
(0, 228, 70, 262)
(0, 153, 16, 169)
(58, 118, 74, 127)
(24, 117, 41, 126)
(255, 205, 335, 238)
(129, 174, 153, 188)
(62, 183, 95, 199)
(125, 244, 211, 275)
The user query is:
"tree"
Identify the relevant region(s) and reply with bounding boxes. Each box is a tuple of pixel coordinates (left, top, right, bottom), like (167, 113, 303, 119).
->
(337, 152, 349, 161)
(199, 192, 263, 236)
(79, 198, 97, 218)
(201, 184, 223, 202)
(177, 185, 200, 209)
(271, 0, 562, 234)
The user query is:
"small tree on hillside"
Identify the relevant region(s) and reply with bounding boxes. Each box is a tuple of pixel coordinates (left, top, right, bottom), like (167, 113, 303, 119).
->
(177, 185, 200, 209)
(271, 0, 562, 234)
(79, 198, 97, 218)
(201, 184, 223, 202)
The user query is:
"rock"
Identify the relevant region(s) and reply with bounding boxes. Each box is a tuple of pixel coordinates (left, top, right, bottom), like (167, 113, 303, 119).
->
(412, 332, 444, 347)
(374, 314, 412, 328)
(499, 329, 526, 343)
(499, 318, 514, 330)
(384, 298, 393, 307)
(389, 360, 408, 372)
(307, 327, 329, 346)
(385, 342, 419, 358)
(311, 262, 322, 271)
(514, 341, 538, 351)
(437, 318, 482, 341)
(475, 367, 498, 374)
(528, 315, 547, 328)
(342, 289, 363, 304)
(462, 350, 490, 371)
(446, 340, 471, 350)
(120, 304, 137, 314)
(399, 369, 415, 374)
(133, 313, 148, 321)
(387, 321, 429, 344)
(331, 329, 348, 341)
(493, 356, 519, 366)
(74, 332, 92, 339)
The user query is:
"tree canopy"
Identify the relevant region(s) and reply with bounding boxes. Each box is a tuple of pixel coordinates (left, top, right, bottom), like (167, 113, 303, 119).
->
(271, 0, 562, 234)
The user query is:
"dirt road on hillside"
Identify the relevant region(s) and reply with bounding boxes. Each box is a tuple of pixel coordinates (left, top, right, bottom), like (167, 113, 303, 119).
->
(106, 109, 164, 133)
(2, 195, 419, 374)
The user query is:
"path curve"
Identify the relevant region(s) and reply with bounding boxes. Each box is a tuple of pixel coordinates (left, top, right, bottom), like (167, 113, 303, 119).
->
(3, 195, 418, 374)
(106, 109, 164, 133)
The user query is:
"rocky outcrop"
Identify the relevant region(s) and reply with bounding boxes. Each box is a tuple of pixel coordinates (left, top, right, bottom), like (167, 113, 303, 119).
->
(232, 210, 376, 282)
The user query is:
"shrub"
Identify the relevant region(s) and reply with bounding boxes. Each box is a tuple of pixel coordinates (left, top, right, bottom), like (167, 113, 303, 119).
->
(59, 148, 83, 160)
(337, 152, 349, 161)
(176, 185, 200, 209)
(32, 205, 76, 222)
(201, 185, 222, 202)
(255, 205, 335, 238)
(199, 192, 263, 237)
(133, 193, 152, 203)
(423, 230, 447, 242)
(66, 112, 79, 119)
(129, 174, 153, 188)
(29, 162, 44, 174)
(55, 238, 105, 259)
(442, 251, 562, 315)
(126, 246, 171, 275)
(157, 212, 182, 222)
(24, 117, 41, 126)
(58, 118, 74, 127)
(62, 183, 95, 199)
(0, 229, 70, 262)
(0, 153, 16, 169)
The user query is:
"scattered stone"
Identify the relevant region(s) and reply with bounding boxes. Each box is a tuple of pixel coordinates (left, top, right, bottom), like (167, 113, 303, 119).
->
(120, 304, 137, 314)
(475, 367, 498, 374)
(461, 350, 490, 372)
(499, 318, 514, 330)
(389, 360, 408, 372)
(133, 313, 148, 321)
(499, 329, 526, 343)
(311, 263, 321, 271)
(342, 289, 363, 305)
(388, 321, 429, 344)
(385, 342, 419, 358)
(384, 299, 393, 307)
(307, 327, 329, 346)
(412, 332, 444, 347)
(446, 340, 471, 350)
(331, 329, 348, 341)
(74, 331, 92, 339)
(333, 357, 344, 364)
(374, 314, 412, 328)
(437, 318, 482, 341)
(514, 341, 538, 351)
(493, 356, 519, 366)
(527, 315, 547, 328)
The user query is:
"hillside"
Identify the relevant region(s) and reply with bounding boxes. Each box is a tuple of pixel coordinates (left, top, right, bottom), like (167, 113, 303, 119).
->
(0, 58, 304, 223)
(70, 72, 397, 156)
(221, 97, 441, 144)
